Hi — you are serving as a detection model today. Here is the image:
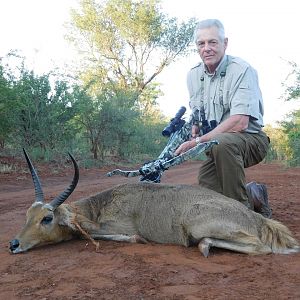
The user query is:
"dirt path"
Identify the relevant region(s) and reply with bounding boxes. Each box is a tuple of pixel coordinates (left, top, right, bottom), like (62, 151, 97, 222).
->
(0, 161, 299, 299)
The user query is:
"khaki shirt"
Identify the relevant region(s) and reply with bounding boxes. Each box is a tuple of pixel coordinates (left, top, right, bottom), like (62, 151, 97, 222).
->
(187, 55, 264, 133)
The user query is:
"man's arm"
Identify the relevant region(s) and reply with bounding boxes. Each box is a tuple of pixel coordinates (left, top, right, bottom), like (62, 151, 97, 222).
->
(174, 114, 249, 155)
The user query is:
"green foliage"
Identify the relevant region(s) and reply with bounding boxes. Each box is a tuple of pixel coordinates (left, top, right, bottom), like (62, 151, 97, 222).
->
(73, 86, 167, 160)
(278, 60, 300, 166)
(14, 70, 78, 153)
(67, 0, 195, 110)
(262, 60, 300, 166)
(264, 125, 290, 162)
(0, 54, 79, 156)
(282, 61, 300, 101)
(280, 110, 300, 166)
(63, 0, 195, 161)
(0, 62, 17, 149)
(0, 1, 195, 165)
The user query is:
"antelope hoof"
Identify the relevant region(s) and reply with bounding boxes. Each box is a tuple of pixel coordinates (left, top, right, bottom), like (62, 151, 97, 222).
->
(198, 238, 212, 258)
(130, 235, 148, 244)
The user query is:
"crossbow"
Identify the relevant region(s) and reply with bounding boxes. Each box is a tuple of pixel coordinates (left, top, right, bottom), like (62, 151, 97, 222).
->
(107, 106, 219, 183)
(107, 139, 219, 182)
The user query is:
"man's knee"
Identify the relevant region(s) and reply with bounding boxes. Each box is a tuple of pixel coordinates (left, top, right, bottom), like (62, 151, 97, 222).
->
(210, 134, 241, 160)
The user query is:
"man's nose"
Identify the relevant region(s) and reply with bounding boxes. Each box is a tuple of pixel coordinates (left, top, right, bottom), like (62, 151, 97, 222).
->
(203, 43, 211, 51)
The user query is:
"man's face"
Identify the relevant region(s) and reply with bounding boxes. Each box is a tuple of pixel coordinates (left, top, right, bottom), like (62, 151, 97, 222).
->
(195, 26, 228, 73)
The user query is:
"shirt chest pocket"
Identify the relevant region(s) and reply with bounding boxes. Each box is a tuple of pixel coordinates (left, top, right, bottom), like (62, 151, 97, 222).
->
(212, 89, 230, 120)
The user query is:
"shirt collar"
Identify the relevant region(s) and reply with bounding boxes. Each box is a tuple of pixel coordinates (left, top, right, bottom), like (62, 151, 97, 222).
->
(204, 55, 227, 77)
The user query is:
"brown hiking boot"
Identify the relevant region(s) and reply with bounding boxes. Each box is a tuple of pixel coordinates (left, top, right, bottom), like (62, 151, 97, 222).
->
(246, 181, 272, 218)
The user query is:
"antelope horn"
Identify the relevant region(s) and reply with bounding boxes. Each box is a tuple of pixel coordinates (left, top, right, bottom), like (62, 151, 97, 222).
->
(49, 153, 79, 210)
(23, 148, 45, 203)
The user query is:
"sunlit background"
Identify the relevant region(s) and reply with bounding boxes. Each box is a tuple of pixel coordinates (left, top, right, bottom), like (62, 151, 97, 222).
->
(1, 0, 299, 124)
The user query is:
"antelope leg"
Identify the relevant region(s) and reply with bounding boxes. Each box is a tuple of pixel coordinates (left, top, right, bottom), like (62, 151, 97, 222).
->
(198, 237, 271, 257)
(91, 234, 148, 244)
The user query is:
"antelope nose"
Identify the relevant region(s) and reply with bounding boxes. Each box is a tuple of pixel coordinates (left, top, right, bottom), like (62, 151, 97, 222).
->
(9, 239, 20, 252)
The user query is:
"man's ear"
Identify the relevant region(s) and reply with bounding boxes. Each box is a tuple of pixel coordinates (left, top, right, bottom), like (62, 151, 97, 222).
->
(224, 37, 228, 50)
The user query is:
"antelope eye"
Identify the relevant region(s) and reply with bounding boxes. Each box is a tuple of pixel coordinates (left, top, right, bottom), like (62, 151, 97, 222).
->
(41, 215, 53, 225)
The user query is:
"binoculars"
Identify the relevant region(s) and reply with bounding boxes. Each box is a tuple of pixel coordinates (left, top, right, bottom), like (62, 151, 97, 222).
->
(202, 119, 218, 134)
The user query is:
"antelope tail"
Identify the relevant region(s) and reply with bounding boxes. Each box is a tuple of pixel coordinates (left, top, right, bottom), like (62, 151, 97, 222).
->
(261, 219, 300, 254)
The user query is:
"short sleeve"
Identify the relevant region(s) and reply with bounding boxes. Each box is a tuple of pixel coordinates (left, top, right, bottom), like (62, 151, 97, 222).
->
(229, 67, 262, 122)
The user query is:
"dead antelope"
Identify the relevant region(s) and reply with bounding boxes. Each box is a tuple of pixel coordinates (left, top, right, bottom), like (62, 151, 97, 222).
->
(9, 149, 300, 257)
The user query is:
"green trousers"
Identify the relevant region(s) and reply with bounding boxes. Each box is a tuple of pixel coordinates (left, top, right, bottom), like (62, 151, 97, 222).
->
(198, 130, 270, 208)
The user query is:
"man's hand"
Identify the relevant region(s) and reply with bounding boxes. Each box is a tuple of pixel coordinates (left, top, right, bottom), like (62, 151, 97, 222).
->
(175, 139, 197, 156)
(175, 115, 249, 156)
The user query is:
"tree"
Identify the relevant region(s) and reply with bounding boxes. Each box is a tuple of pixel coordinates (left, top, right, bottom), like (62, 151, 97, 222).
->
(279, 61, 300, 166)
(264, 124, 289, 162)
(67, 0, 195, 114)
(280, 110, 300, 166)
(10, 64, 78, 155)
(282, 61, 300, 101)
(0, 61, 18, 149)
(73, 86, 164, 160)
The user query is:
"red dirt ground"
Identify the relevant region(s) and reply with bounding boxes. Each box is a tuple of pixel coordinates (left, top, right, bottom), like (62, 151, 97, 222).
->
(0, 159, 299, 299)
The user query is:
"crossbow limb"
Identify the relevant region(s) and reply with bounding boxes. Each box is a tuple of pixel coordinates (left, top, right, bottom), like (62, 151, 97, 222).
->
(106, 140, 219, 179)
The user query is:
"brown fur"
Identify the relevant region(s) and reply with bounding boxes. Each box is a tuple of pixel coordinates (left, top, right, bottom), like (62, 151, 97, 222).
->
(261, 219, 299, 254)
(10, 183, 300, 256)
